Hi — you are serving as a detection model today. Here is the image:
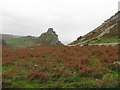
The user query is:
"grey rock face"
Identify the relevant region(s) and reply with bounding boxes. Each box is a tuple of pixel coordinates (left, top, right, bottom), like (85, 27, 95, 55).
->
(36, 28, 64, 46)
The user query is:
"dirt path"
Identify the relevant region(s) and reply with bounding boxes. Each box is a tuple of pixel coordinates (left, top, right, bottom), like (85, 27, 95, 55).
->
(67, 43, 120, 47)
(89, 43, 120, 46)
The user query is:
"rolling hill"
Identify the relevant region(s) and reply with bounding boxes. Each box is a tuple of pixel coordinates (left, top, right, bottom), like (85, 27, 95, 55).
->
(4, 36, 36, 48)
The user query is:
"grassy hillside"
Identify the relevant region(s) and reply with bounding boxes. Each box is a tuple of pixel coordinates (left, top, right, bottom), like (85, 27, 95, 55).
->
(5, 36, 36, 48)
(2, 45, 120, 88)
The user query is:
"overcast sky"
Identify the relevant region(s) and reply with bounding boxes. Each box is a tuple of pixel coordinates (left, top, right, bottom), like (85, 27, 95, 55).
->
(0, 0, 119, 44)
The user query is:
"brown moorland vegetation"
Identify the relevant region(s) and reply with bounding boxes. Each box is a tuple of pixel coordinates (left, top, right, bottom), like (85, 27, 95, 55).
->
(2, 45, 120, 88)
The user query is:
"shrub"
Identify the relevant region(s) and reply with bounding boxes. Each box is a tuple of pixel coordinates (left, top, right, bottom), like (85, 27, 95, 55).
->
(27, 71, 49, 81)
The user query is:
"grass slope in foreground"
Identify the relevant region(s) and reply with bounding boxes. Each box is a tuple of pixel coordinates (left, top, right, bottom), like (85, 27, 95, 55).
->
(2, 45, 120, 88)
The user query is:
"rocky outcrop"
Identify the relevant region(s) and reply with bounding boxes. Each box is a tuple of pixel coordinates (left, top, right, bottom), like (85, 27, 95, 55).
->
(35, 28, 64, 46)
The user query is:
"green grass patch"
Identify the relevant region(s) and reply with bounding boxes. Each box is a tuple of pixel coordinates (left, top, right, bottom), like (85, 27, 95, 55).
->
(5, 37, 34, 48)
(88, 36, 120, 44)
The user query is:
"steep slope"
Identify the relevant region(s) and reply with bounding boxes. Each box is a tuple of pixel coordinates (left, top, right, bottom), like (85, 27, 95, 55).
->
(35, 28, 64, 46)
(70, 11, 120, 45)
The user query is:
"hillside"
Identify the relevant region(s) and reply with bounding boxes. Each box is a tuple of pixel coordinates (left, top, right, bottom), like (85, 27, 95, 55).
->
(5, 36, 36, 48)
(3, 28, 63, 48)
(2, 45, 120, 88)
(35, 28, 64, 46)
(70, 11, 120, 45)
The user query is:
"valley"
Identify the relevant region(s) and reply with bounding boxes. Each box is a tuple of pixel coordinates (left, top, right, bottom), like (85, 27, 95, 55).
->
(1, 11, 120, 88)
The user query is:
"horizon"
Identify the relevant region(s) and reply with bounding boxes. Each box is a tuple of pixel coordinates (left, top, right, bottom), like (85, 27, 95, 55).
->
(0, 0, 119, 44)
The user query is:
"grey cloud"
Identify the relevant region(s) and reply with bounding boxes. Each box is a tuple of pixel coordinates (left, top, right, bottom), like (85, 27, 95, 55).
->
(1, 0, 119, 44)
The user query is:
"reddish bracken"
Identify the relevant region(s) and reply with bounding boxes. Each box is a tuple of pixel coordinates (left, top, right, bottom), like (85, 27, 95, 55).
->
(2, 45, 119, 80)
